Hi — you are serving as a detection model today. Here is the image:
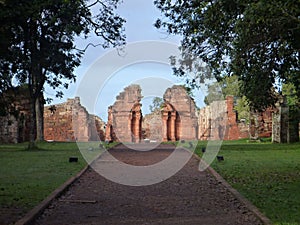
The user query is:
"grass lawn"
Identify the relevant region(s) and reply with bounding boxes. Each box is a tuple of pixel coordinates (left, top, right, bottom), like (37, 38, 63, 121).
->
(194, 139, 300, 225)
(0, 141, 116, 222)
(1, 140, 299, 225)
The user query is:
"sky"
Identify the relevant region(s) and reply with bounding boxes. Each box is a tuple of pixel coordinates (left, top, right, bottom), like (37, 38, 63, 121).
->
(44, 0, 208, 121)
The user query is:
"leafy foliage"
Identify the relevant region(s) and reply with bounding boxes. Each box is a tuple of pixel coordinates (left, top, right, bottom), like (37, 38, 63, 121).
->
(204, 75, 241, 105)
(154, 0, 300, 110)
(0, 0, 125, 98)
(204, 75, 250, 122)
(0, 0, 125, 145)
(149, 97, 163, 112)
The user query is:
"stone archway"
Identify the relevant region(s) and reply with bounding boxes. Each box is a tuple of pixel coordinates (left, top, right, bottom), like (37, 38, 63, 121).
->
(105, 85, 143, 143)
(161, 102, 181, 141)
(105, 84, 199, 143)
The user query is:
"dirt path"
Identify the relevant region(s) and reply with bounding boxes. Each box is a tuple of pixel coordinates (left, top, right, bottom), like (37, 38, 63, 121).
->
(32, 144, 263, 225)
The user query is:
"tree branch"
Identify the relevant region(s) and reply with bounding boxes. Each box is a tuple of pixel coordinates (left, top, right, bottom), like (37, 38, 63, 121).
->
(75, 42, 103, 52)
(87, 0, 106, 8)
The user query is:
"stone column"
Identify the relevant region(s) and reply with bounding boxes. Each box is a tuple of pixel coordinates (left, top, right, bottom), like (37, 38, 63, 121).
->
(105, 124, 111, 141)
(176, 116, 181, 140)
(134, 111, 141, 143)
(249, 111, 259, 140)
(170, 112, 176, 141)
(162, 112, 168, 142)
(105, 106, 113, 141)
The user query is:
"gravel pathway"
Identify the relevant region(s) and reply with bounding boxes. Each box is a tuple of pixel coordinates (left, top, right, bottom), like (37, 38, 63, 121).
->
(32, 144, 264, 225)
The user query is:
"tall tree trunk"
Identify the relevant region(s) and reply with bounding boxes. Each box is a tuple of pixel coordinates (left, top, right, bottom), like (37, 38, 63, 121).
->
(28, 97, 37, 149)
(35, 95, 44, 142)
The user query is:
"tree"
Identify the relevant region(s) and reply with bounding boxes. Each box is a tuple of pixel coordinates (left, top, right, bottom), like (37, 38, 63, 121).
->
(204, 75, 250, 122)
(154, 0, 300, 110)
(203, 82, 224, 105)
(204, 75, 240, 105)
(149, 97, 163, 113)
(0, 0, 125, 148)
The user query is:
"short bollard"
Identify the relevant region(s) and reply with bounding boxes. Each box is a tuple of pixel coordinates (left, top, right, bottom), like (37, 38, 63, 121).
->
(69, 157, 78, 163)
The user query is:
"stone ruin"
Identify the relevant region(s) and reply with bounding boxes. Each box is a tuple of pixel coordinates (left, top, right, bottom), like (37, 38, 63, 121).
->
(105, 85, 254, 143)
(44, 97, 105, 142)
(162, 85, 198, 141)
(198, 96, 250, 140)
(272, 96, 299, 143)
(0, 85, 299, 144)
(0, 94, 105, 143)
(105, 85, 199, 142)
(105, 85, 142, 143)
(198, 96, 275, 141)
(104, 84, 298, 143)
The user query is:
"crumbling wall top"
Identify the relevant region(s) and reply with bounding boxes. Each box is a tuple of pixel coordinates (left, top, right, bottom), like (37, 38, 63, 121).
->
(112, 84, 142, 111)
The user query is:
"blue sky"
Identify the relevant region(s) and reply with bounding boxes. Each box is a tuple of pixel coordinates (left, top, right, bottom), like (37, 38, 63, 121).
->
(45, 0, 208, 121)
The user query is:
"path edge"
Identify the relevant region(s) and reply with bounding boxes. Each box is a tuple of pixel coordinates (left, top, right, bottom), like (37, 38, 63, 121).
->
(194, 154, 273, 225)
(14, 143, 122, 225)
(14, 164, 90, 225)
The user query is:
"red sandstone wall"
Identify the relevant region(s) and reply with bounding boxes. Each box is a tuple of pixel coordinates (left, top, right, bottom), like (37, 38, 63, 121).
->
(163, 85, 198, 140)
(0, 87, 278, 144)
(105, 85, 142, 143)
(198, 96, 245, 140)
(44, 97, 105, 142)
(142, 111, 163, 141)
(199, 96, 273, 141)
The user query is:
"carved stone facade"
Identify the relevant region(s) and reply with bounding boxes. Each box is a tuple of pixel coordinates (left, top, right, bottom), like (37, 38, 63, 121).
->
(44, 97, 105, 142)
(105, 85, 142, 143)
(162, 85, 198, 141)
(106, 85, 198, 142)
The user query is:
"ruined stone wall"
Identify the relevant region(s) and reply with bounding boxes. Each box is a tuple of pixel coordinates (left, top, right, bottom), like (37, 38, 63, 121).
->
(163, 85, 198, 140)
(249, 109, 273, 140)
(225, 96, 249, 140)
(142, 111, 162, 141)
(272, 96, 299, 143)
(198, 96, 267, 141)
(105, 85, 142, 143)
(44, 97, 105, 142)
(106, 85, 198, 142)
(90, 115, 106, 141)
(198, 99, 228, 140)
(198, 106, 211, 140)
(2, 85, 295, 144)
(209, 99, 228, 140)
(199, 98, 235, 140)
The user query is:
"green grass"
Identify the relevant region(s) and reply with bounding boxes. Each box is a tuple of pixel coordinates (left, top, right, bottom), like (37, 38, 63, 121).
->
(0, 141, 117, 215)
(194, 139, 300, 225)
(1, 140, 299, 225)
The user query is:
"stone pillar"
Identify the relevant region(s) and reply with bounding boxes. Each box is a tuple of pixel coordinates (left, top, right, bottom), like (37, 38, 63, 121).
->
(162, 112, 168, 142)
(105, 125, 111, 141)
(175, 115, 181, 140)
(133, 111, 141, 143)
(272, 96, 289, 143)
(249, 111, 259, 140)
(170, 112, 176, 141)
